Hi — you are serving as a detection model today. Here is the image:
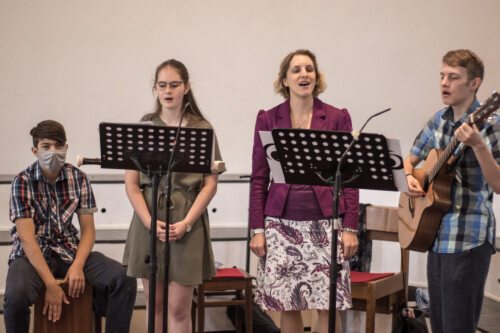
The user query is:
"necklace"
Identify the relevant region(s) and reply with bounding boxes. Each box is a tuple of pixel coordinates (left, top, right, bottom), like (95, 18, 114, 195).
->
(290, 111, 312, 129)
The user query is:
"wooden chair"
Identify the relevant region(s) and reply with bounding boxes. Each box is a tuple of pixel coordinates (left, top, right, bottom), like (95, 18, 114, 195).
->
(33, 280, 100, 333)
(191, 268, 253, 333)
(350, 205, 409, 333)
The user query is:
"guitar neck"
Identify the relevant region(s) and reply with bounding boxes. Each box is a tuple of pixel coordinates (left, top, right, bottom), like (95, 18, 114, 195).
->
(426, 91, 500, 183)
(427, 136, 460, 183)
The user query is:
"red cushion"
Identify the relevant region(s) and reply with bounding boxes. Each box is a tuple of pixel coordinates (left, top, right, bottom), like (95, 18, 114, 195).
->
(350, 271, 394, 283)
(214, 268, 245, 278)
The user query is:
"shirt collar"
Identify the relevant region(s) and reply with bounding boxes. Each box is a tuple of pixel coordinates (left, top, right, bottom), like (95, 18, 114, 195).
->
(276, 97, 327, 129)
(441, 99, 480, 123)
(32, 161, 68, 183)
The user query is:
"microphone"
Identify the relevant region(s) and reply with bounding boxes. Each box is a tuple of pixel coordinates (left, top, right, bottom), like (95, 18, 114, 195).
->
(76, 155, 101, 167)
(330, 107, 392, 229)
(337, 107, 392, 178)
(352, 108, 391, 140)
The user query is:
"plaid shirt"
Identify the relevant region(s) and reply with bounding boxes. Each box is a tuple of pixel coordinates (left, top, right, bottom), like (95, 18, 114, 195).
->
(411, 100, 500, 253)
(9, 162, 97, 264)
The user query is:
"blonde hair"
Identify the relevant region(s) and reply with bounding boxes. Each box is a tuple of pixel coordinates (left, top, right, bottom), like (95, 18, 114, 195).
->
(273, 49, 326, 99)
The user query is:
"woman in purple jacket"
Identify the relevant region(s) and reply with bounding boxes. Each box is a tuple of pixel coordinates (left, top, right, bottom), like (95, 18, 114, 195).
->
(249, 49, 359, 333)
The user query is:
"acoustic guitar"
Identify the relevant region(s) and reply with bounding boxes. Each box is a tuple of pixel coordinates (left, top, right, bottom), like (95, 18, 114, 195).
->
(398, 91, 500, 252)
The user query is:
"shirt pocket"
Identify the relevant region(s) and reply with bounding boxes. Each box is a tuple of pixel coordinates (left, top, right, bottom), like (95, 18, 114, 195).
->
(59, 193, 79, 216)
(32, 196, 49, 225)
(456, 150, 483, 192)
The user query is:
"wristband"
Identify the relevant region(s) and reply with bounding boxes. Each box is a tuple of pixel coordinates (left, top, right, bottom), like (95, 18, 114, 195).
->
(250, 229, 264, 238)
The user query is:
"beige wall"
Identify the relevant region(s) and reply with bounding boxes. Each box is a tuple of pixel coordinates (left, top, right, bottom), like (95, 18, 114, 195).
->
(1, 1, 500, 174)
(1, 0, 499, 302)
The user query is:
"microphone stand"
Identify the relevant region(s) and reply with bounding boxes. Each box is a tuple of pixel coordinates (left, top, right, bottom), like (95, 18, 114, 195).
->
(88, 118, 203, 333)
(127, 157, 165, 333)
(147, 166, 163, 333)
(161, 103, 188, 333)
(326, 108, 391, 333)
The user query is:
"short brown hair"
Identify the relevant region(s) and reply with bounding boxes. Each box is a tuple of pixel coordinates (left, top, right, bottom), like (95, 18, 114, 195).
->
(30, 120, 67, 147)
(442, 49, 484, 82)
(274, 49, 326, 99)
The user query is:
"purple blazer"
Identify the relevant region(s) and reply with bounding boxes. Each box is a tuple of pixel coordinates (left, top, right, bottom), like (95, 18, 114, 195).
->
(249, 98, 360, 230)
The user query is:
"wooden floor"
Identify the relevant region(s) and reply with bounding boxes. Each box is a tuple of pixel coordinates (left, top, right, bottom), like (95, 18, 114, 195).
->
(477, 297, 500, 333)
(0, 297, 498, 332)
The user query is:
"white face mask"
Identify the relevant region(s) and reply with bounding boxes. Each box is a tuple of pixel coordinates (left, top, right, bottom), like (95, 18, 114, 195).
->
(38, 150, 66, 173)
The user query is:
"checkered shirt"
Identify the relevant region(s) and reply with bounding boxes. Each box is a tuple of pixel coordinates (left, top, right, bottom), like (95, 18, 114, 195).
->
(9, 162, 97, 263)
(410, 100, 499, 253)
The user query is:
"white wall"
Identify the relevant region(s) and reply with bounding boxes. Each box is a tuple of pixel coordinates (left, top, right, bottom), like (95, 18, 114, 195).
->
(1, 1, 500, 174)
(0, 0, 499, 317)
(0, 178, 250, 281)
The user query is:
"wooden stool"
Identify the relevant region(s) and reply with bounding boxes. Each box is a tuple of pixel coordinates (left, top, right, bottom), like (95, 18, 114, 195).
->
(351, 205, 409, 333)
(33, 280, 95, 333)
(192, 268, 253, 333)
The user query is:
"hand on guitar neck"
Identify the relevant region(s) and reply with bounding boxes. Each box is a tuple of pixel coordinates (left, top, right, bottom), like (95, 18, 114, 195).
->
(455, 122, 500, 193)
(398, 91, 500, 252)
(455, 122, 485, 149)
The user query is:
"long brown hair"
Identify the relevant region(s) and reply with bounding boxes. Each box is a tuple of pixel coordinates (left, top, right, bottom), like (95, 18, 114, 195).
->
(142, 59, 205, 121)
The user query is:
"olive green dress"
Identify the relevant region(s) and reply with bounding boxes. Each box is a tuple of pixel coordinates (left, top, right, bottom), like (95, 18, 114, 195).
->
(122, 115, 225, 285)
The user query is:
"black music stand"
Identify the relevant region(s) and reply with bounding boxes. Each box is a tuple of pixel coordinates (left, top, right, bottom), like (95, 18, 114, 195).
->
(99, 122, 213, 333)
(271, 128, 397, 333)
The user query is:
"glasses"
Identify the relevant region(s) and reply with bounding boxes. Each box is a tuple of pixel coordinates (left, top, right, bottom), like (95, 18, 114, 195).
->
(155, 81, 185, 91)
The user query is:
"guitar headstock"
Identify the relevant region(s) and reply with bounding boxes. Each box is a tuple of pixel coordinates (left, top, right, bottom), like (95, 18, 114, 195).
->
(469, 91, 500, 126)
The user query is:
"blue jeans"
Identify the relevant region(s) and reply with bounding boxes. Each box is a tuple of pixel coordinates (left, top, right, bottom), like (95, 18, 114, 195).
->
(4, 251, 137, 333)
(427, 242, 492, 333)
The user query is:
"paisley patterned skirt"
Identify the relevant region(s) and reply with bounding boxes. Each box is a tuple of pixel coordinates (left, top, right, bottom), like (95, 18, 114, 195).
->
(254, 217, 352, 311)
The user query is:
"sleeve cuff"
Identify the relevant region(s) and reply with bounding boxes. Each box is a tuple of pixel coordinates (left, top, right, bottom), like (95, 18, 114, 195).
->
(76, 207, 98, 215)
(250, 228, 265, 237)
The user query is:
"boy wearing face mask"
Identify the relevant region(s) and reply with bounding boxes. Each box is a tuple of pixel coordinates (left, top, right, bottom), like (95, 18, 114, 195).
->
(3, 120, 137, 333)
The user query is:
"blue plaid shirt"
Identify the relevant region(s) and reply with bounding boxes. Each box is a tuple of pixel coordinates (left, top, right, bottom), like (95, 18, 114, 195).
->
(9, 162, 97, 264)
(411, 100, 499, 253)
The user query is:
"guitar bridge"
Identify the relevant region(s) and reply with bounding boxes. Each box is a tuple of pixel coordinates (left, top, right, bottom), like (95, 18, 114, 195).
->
(408, 197, 415, 218)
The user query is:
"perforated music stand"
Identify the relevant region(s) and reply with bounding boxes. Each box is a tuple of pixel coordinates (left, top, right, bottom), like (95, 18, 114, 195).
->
(272, 129, 397, 190)
(271, 128, 397, 333)
(99, 122, 213, 173)
(99, 122, 213, 333)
